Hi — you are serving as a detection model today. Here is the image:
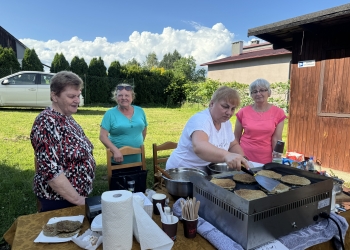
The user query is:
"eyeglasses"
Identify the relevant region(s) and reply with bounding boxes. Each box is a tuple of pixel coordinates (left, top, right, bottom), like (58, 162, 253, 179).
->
(251, 89, 268, 95)
(117, 85, 133, 91)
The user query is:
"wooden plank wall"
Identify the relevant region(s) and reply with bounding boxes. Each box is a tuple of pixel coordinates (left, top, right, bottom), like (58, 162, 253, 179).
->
(288, 31, 350, 172)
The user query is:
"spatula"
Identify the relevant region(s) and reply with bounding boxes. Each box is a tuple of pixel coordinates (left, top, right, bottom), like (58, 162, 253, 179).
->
(240, 165, 280, 192)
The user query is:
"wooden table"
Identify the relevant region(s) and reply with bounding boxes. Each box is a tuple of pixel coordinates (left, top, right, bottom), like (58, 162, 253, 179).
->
(4, 188, 350, 250)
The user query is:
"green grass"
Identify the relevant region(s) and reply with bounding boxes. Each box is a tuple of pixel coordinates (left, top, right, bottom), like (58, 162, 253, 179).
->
(0, 106, 289, 246)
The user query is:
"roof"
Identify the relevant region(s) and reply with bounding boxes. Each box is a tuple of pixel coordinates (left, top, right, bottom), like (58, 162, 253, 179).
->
(0, 26, 28, 49)
(200, 48, 291, 66)
(248, 3, 350, 50)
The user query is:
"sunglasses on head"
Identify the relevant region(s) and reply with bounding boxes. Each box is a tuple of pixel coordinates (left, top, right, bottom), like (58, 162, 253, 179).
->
(117, 85, 133, 91)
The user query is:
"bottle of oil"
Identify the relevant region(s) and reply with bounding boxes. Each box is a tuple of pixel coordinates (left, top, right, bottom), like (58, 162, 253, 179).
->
(272, 140, 285, 164)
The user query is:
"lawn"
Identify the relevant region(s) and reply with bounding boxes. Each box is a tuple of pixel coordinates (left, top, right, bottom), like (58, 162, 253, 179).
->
(0, 106, 288, 246)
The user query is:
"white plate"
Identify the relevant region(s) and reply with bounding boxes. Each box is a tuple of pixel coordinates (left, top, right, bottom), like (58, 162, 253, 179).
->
(34, 215, 84, 243)
(91, 214, 102, 232)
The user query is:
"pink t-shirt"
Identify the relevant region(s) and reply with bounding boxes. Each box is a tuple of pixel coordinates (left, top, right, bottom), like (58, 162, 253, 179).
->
(236, 105, 286, 164)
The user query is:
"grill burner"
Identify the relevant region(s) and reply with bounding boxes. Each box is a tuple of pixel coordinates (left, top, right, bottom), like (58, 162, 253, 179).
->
(190, 163, 333, 250)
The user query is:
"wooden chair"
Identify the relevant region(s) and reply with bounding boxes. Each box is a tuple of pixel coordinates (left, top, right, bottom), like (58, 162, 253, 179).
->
(107, 145, 147, 188)
(152, 141, 177, 184)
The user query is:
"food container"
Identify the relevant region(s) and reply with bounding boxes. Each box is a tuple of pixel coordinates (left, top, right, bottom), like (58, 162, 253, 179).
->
(162, 168, 207, 198)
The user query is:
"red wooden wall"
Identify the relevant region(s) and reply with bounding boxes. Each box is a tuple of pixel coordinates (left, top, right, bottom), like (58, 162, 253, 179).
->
(288, 31, 350, 172)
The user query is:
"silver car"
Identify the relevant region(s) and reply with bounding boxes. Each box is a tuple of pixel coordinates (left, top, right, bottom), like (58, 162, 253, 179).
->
(0, 71, 84, 108)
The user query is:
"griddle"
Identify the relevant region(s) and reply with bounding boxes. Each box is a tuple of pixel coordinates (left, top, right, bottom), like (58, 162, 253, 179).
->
(190, 163, 333, 250)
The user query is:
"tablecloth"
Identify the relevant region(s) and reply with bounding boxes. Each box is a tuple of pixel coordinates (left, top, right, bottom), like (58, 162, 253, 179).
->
(4, 187, 350, 250)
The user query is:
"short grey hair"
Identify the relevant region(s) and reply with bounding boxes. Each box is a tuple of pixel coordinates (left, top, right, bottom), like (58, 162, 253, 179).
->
(249, 78, 271, 96)
(50, 71, 83, 101)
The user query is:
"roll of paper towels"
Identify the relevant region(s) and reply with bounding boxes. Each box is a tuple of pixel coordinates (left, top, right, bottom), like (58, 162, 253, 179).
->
(102, 190, 133, 250)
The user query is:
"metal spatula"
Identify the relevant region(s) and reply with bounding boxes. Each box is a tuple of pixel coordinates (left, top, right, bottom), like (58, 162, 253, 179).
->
(240, 166, 280, 192)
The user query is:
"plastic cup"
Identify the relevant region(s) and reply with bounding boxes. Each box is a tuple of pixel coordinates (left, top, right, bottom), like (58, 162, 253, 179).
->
(152, 193, 166, 215)
(183, 217, 198, 238)
(127, 180, 135, 192)
(161, 215, 179, 241)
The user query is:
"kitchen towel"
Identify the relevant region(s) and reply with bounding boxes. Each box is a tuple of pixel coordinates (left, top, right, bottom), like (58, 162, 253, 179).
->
(102, 190, 133, 250)
(133, 196, 174, 250)
(173, 198, 348, 250)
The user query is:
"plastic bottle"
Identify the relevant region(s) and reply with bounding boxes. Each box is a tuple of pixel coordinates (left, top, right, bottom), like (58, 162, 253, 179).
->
(306, 156, 315, 171)
(272, 140, 285, 164)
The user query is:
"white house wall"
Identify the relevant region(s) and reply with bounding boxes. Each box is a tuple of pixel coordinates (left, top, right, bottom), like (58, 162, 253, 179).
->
(207, 54, 291, 84)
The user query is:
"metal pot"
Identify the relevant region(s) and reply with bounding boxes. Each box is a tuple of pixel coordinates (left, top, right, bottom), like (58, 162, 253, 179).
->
(162, 167, 207, 198)
(207, 162, 255, 175)
(207, 163, 230, 175)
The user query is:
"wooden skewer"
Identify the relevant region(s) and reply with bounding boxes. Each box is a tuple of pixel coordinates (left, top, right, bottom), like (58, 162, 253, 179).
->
(194, 201, 200, 219)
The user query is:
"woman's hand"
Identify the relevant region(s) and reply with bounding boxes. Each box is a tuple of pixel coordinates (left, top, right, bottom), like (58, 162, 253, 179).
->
(224, 153, 250, 171)
(111, 148, 123, 163)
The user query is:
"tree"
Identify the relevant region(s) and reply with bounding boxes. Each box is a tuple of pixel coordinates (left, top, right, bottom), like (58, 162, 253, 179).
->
(159, 50, 182, 70)
(193, 68, 207, 82)
(50, 53, 70, 73)
(108, 60, 123, 78)
(70, 56, 88, 76)
(88, 57, 107, 77)
(172, 56, 196, 80)
(172, 56, 207, 82)
(86, 57, 108, 104)
(143, 52, 158, 69)
(125, 58, 141, 68)
(0, 46, 21, 77)
(21, 48, 43, 71)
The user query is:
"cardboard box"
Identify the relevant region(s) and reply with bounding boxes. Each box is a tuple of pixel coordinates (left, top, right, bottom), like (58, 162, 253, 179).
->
(85, 196, 102, 224)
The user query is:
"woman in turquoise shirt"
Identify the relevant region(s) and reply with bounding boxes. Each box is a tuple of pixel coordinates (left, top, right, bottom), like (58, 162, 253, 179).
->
(99, 83, 148, 164)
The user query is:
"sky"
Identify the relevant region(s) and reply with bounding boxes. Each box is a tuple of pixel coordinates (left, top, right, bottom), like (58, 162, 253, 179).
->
(2, 0, 350, 71)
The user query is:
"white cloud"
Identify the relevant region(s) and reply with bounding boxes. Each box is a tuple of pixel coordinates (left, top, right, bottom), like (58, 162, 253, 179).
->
(20, 23, 237, 70)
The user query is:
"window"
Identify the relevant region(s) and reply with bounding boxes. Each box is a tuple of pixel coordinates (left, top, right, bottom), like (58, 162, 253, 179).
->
(7, 73, 37, 85)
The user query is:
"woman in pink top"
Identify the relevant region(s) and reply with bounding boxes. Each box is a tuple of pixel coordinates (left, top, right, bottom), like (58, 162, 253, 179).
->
(234, 79, 286, 164)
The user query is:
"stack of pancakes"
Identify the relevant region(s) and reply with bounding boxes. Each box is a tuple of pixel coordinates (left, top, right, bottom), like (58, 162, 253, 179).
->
(42, 220, 82, 238)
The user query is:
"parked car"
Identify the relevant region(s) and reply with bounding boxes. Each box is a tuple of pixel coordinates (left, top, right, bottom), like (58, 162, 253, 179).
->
(0, 71, 84, 108)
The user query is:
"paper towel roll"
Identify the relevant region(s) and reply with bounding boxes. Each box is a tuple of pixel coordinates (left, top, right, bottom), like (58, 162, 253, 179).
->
(102, 190, 133, 250)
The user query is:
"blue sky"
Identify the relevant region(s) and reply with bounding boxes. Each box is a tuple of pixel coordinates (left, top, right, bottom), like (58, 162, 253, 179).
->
(2, 0, 350, 69)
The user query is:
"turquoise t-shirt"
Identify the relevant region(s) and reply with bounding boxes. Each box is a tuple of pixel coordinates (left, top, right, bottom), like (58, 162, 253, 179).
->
(101, 105, 148, 164)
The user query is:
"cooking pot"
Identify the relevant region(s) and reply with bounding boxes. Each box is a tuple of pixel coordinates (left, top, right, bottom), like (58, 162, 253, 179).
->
(207, 163, 231, 175)
(162, 168, 207, 198)
(207, 161, 256, 175)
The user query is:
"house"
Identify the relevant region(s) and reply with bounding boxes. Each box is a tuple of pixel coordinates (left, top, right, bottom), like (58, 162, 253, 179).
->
(0, 26, 27, 65)
(248, 3, 350, 172)
(201, 40, 291, 84)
